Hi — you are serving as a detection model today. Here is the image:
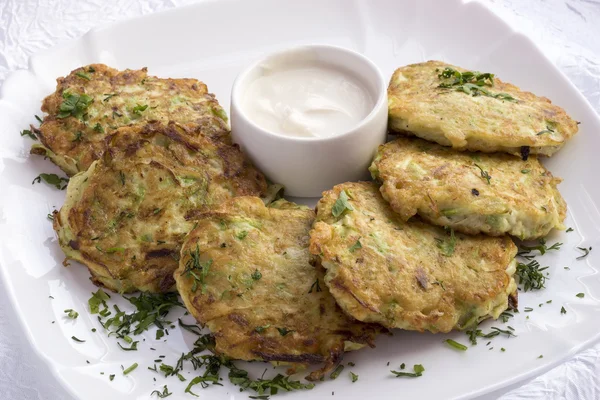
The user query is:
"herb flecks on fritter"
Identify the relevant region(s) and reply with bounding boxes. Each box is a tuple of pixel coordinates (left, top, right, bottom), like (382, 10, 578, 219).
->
(370, 137, 566, 239)
(32, 64, 230, 175)
(388, 61, 578, 157)
(53, 122, 267, 293)
(176, 197, 381, 381)
(309, 182, 518, 333)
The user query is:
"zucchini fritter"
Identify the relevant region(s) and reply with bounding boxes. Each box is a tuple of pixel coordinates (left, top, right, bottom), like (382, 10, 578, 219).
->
(388, 61, 578, 157)
(370, 137, 566, 239)
(309, 182, 518, 333)
(53, 122, 267, 293)
(175, 197, 381, 381)
(33, 64, 229, 175)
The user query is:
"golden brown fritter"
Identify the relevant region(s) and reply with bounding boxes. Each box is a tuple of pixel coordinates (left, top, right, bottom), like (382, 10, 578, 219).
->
(309, 182, 518, 333)
(32, 64, 229, 175)
(175, 197, 381, 381)
(53, 122, 267, 293)
(370, 137, 566, 239)
(388, 61, 578, 157)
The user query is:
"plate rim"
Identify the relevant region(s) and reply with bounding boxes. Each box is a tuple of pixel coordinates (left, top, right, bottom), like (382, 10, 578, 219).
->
(1, 1, 600, 399)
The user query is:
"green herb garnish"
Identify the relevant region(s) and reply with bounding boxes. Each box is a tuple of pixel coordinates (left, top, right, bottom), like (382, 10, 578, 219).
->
(330, 365, 344, 380)
(474, 163, 491, 184)
(88, 288, 110, 314)
(350, 372, 359, 382)
(576, 293, 585, 298)
(566, 227, 574, 232)
(515, 260, 548, 291)
(349, 239, 362, 253)
(75, 71, 91, 80)
(20, 129, 37, 140)
(64, 309, 79, 319)
(123, 363, 138, 375)
(519, 238, 562, 256)
(576, 246, 592, 260)
(117, 341, 139, 351)
(308, 278, 322, 293)
(276, 327, 294, 336)
(254, 324, 270, 333)
(437, 67, 516, 102)
(151, 385, 172, 398)
(445, 339, 468, 351)
(435, 228, 456, 257)
(103, 93, 117, 102)
(332, 190, 353, 217)
(93, 123, 104, 133)
(71, 336, 85, 343)
(251, 270, 262, 281)
(561, 306, 567, 314)
(57, 91, 93, 119)
(391, 364, 425, 378)
(180, 245, 212, 293)
(132, 104, 149, 115)
(237, 231, 249, 240)
(32, 173, 69, 190)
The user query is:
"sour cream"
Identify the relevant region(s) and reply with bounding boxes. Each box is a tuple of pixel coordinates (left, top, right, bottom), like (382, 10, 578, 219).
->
(241, 61, 374, 138)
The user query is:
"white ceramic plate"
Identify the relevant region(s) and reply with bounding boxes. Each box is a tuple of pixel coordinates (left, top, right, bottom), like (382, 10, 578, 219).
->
(1, 0, 600, 399)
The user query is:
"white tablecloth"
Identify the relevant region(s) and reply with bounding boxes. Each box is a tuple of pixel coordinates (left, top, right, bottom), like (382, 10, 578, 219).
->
(0, 0, 599, 399)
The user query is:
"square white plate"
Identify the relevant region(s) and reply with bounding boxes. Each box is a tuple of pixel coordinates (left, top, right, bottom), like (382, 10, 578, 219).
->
(1, 0, 600, 399)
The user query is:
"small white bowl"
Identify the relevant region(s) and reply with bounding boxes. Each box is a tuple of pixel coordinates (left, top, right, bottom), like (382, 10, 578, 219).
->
(230, 44, 388, 197)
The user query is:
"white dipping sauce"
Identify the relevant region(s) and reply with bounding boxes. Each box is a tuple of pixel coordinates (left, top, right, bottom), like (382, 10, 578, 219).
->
(241, 61, 374, 138)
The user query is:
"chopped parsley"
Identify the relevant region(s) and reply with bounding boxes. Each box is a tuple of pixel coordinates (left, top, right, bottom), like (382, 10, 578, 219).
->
(132, 104, 149, 116)
(276, 327, 294, 336)
(71, 336, 85, 343)
(576, 293, 585, 298)
(576, 246, 592, 260)
(47, 213, 54, 221)
(20, 129, 37, 140)
(180, 245, 212, 293)
(151, 385, 172, 398)
(332, 190, 353, 218)
(57, 91, 93, 120)
(536, 126, 555, 136)
(436, 67, 516, 101)
(72, 131, 83, 142)
(350, 372, 359, 383)
(117, 341, 139, 351)
(566, 227, 574, 232)
(32, 173, 69, 190)
(330, 365, 344, 380)
(445, 339, 468, 351)
(123, 363, 138, 375)
(237, 231, 249, 240)
(109, 374, 115, 381)
(178, 319, 203, 336)
(349, 239, 362, 253)
(93, 123, 104, 133)
(251, 270, 262, 280)
(474, 163, 491, 184)
(435, 228, 456, 257)
(254, 324, 270, 333)
(75, 71, 91, 80)
(561, 306, 567, 314)
(64, 309, 79, 319)
(391, 364, 425, 378)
